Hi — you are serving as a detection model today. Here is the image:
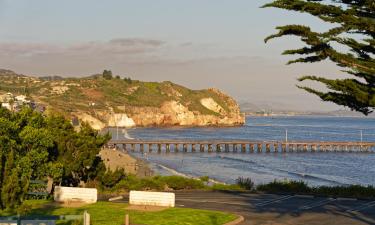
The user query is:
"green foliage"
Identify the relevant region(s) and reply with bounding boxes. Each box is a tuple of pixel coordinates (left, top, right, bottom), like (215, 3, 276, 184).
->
(103, 175, 205, 192)
(236, 177, 255, 190)
(211, 183, 244, 191)
(123, 77, 132, 84)
(256, 180, 375, 198)
(257, 180, 310, 194)
(157, 176, 205, 190)
(102, 70, 113, 80)
(200, 176, 210, 182)
(1, 151, 23, 209)
(98, 169, 126, 189)
(16, 202, 32, 216)
(0, 108, 110, 209)
(312, 185, 375, 199)
(264, 0, 375, 114)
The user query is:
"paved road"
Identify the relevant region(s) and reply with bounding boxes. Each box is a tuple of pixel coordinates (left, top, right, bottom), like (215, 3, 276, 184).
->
(173, 191, 375, 225)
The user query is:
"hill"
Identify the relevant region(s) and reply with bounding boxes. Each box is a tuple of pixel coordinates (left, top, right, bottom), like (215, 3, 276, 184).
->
(0, 69, 245, 129)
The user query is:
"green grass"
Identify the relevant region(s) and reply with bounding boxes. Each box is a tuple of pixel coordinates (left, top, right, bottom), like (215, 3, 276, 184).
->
(0, 201, 237, 225)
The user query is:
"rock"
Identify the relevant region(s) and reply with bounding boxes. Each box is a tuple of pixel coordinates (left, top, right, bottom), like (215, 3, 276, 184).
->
(107, 113, 136, 127)
(200, 98, 226, 114)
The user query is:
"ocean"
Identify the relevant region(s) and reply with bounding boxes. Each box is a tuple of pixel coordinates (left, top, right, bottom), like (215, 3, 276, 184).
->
(107, 116, 375, 186)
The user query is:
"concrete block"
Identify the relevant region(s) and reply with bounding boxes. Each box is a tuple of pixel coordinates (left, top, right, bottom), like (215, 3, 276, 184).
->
(54, 186, 97, 203)
(129, 191, 175, 207)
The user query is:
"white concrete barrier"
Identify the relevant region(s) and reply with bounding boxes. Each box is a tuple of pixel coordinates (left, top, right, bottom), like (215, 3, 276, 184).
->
(129, 191, 175, 207)
(0, 221, 17, 225)
(54, 186, 97, 203)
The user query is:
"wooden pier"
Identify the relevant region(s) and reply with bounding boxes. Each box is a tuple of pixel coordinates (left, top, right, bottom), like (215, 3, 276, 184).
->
(106, 140, 375, 153)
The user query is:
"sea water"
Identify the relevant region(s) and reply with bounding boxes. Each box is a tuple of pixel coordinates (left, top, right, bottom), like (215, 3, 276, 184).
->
(108, 116, 375, 186)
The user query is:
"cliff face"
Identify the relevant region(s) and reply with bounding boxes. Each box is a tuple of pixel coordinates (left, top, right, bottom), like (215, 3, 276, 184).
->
(78, 95, 245, 130)
(0, 70, 245, 130)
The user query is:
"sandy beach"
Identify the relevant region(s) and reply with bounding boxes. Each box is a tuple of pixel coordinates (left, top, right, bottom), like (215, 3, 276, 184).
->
(100, 148, 153, 177)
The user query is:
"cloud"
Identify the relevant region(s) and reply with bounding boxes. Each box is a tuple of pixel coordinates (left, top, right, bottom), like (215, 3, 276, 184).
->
(109, 38, 165, 47)
(0, 38, 165, 58)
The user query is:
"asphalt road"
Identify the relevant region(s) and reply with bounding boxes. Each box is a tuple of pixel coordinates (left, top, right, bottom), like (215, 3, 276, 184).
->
(173, 191, 375, 225)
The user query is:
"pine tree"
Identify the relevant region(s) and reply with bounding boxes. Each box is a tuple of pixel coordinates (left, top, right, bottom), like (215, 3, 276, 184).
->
(263, 0, 375, 114)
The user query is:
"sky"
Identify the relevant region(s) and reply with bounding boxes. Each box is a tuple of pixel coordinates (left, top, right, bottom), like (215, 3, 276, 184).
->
(0, 0, 349, 111)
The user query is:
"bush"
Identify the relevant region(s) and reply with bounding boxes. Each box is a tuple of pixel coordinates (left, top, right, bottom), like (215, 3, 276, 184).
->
(110, 175, 205, 192)
(199, 176, 210, 182)
(16, 202, 32, 216)
(99, 169, 126, 189)
(236, 177, 254, 190)
(211, 183, 244, 191)
(257, 180, 310, 194)
(158, 176, 205, 190)
(313, 185, 375, 199)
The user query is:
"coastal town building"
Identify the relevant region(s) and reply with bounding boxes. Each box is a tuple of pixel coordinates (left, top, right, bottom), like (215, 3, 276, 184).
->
(0, 92, 44, 112)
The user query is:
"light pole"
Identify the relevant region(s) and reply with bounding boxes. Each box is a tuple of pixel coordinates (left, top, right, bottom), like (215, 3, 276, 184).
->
(285, 129, 288, 143)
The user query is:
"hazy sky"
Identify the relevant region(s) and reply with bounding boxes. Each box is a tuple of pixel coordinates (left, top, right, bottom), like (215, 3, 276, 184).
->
(0, 0, 349, 111)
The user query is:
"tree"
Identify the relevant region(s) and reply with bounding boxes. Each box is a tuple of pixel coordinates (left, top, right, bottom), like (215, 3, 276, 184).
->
(102, 70, 113, 80)
(263, 0, 375, 114)
(0, 108, 110, 209)
(1, 150, 22, 209)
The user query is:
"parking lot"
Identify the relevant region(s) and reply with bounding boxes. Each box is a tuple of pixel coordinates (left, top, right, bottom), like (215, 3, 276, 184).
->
(174, 191, 375, 225)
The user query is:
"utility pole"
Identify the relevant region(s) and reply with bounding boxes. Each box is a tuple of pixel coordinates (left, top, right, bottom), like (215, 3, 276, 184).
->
(116, 125, 119, 140)
(285, 129, 288, 143)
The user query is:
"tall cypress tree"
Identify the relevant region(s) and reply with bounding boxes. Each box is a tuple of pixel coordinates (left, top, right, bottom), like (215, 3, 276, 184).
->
(263, 0, 375, 114)
(1, 150, 21, 209)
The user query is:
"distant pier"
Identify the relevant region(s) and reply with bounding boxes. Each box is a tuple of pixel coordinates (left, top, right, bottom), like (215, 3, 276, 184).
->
(106, 140, 375, 153)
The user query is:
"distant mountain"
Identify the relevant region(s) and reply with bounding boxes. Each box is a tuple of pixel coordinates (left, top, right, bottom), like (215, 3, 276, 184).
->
(239, 101, 374, 118)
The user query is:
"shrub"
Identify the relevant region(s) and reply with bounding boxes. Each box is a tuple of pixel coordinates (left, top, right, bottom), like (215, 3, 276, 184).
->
(199, 176, 210, 182)
(158, 176, 205, 190)
(16, 202, 32, 216)
(236, 177, 254, 190)
(257, 180, 310, 194)
(313, 185, 375, 199)
(99, 169, 126, 189)
(211, 183, 244, 191)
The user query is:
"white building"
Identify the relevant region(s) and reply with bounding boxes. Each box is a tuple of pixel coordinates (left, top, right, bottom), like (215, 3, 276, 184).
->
(1, 102, 12, 111)
(15, 95, 27, 102)
(0, 93, 14, 103)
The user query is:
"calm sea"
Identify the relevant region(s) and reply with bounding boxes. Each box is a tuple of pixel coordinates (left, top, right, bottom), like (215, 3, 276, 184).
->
(108, 116, 375, 186)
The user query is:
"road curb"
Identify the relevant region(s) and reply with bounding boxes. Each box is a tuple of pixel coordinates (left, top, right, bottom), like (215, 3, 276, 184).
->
(224, 215, 245, 225)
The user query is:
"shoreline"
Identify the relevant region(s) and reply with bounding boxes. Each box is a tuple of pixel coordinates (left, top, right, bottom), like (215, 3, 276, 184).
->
(134, 154, 227, 185)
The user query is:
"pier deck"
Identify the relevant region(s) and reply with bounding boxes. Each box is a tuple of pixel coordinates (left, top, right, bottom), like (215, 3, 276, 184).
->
(106, 140, 375, 153)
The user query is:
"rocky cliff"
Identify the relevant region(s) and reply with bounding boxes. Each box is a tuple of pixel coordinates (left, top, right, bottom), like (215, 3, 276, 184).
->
(0, 70, 245, 129)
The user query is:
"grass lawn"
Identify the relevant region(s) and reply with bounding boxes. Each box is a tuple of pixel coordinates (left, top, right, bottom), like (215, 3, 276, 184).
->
(0, 200, 237, 225)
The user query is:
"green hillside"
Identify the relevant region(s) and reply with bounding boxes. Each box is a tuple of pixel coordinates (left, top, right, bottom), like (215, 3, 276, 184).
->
(0, 69, 238, 119)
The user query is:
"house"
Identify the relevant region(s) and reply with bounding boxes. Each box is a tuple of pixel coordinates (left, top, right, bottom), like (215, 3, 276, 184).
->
(0, 92, 14, 103)
(15, 95, 27, 102)
(1, 102, 12, 111)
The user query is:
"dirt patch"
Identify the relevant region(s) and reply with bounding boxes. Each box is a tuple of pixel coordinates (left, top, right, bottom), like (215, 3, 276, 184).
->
(126, 205, 168, 212)
(82, 88, 104, 100)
